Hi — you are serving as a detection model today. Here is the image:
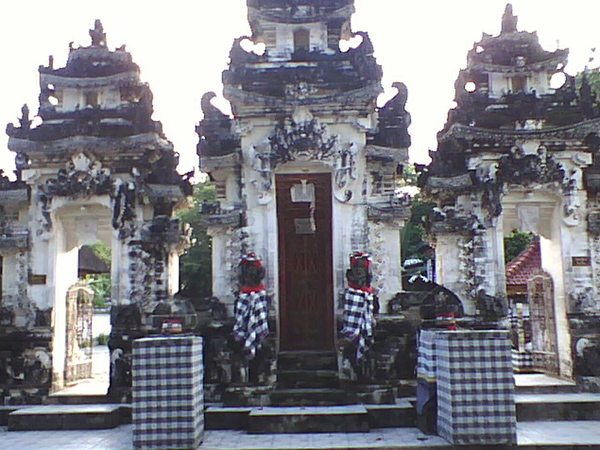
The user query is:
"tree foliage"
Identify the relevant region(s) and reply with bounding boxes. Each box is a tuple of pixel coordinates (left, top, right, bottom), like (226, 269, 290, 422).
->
(399, 164, 435, 261)
(504, 229, 534, 263)
(177, 181, 216, 299)
(402, 199, 435, 261)
(84, 242, 112, 308)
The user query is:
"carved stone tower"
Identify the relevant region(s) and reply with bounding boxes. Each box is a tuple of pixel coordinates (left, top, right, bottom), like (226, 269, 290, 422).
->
(420, 5, 600, 386)
(197, 0, 411, 377)
(1, 21, 192, 402)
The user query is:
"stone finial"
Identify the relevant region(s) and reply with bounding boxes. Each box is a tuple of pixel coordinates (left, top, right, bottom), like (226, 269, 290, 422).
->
(501, 3, 518, 34)
(19, 104, 31, 131)
(89, 19, 107, 46)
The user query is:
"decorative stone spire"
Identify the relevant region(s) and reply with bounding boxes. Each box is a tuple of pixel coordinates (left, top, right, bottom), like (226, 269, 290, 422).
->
(89, 19, 107, 46)
(501, 3, 518, 34)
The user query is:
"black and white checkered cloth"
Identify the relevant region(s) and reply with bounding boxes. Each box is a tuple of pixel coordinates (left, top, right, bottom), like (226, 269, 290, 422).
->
(132, 336, 204, 450)
(233, 290, 269, 359)
(512, 349, 534, 372)
(341, 288, 376, 363)
(436, 330, 516, 445)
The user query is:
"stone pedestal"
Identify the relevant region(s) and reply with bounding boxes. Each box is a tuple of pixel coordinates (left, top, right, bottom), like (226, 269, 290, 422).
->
(132, 336, 204, 450)
(416, 329, 438, 434)
(436, 330, 516, 445)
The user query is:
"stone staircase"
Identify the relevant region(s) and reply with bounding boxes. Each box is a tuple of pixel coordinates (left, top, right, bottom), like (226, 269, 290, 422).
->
(208, 350, 415, 433)
(0, 393, 131, 431)
(270, 350, 348, 407)
(5, 371, 600, 440)
(515, 374, 600, 422)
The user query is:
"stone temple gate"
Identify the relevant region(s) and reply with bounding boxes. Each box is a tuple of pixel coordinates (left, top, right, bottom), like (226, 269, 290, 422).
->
(196, 0, 414, 393)
(1, 1, 600, 409)
(0, 21, 192, 402)
(419, 5, 600, 387)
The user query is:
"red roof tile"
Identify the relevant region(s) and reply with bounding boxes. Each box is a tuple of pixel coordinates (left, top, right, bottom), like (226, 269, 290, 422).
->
(506, 238, 541, 287)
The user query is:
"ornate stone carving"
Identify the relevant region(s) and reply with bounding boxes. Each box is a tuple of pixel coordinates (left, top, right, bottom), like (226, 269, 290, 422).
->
(570, 286, 597, 313)
(429, 206, 479, 234)
(496, 146, 565, 187)
(239, 253, 265, 289)
(588, 210, 600, 236)
(346, 252, 373, 291)
(480, 146, 568, 218)
(476, 288, 509, 322)
(141, 216, 191, 255)
(89, 19, 107, 47)
(112, 181, 136, 239)
(334, 142, 358, 190)
(370, 82, 411, 149)
(196, 91, 240, 158)
(269, 115, 338, 164)
(43, 156, 112, 199)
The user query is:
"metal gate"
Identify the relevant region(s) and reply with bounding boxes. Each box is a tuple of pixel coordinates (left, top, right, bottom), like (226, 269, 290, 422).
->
(527, 270, 559, 376)
(65, 281, 94, 385)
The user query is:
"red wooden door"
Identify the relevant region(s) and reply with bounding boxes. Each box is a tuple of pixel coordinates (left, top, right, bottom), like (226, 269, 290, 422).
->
(277, 173, 334, 350)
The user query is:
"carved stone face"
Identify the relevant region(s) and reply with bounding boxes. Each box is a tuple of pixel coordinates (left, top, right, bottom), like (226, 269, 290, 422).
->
(346, 252, 372, 288)
(239, 253, 265, 287)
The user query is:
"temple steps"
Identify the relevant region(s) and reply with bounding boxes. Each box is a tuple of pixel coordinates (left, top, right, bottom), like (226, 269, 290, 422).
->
(270, 388, 349, 406)
(247, 405, 370, 434)
(276, 369, 340, 388)
(516, 393, 600, 421)
(277, 350, 338, 371)
(205, 399, 416, 433)
(45, 394, 114, 405)
(6, 404, 123, 431)
(515, 373, 579, 395)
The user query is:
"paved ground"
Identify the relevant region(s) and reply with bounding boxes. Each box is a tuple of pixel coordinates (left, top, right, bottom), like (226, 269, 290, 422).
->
(2, 421, 600, 450)
(52, 345, 109, 397)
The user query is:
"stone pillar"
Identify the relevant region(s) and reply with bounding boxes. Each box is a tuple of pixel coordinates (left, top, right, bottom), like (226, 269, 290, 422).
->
(436, 330, 516, 446)
(132, 336, 204, 450)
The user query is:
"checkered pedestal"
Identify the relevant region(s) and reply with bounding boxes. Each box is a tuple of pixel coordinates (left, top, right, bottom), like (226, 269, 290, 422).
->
(512, 349, 534, 372)
(436, 330, 516, 446)
(416, 330, 438, 434)
(132, 336, 204, 450)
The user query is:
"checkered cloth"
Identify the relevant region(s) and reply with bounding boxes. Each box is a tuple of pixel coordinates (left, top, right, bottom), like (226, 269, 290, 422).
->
(341, 288, 376, 363)
(436, 330, 516, 445)
(417, 330, 438, 382)
(132, 336, 204, 450)
(512, 349, 534, 372)
(233, 290, 269, 359)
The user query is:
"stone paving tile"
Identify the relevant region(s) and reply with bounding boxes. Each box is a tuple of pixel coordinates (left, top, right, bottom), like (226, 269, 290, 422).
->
(515, 393, 600, 403)
(514, 374, 576, 388)
(200, 428, 449, 449)
(0, 425, 133, 450)
(517, 421, 600, 446)
(1, 421, 600, 449)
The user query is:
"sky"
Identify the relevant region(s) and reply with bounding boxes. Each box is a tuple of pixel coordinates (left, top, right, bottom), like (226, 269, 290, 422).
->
(1, 0, 600, 179)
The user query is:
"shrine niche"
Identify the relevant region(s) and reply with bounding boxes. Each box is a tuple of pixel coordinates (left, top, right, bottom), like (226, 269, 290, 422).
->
(419, 4, 600, 387)
(0, 21, 192, 403)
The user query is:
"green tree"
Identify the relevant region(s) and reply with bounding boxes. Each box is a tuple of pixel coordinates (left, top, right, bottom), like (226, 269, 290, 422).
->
(85, 242, 112, 308)
(398, 163, 435, 261)
(504, 229, 534, 263)
(401, 199, 435, 261)
(177, 181, 216, 299)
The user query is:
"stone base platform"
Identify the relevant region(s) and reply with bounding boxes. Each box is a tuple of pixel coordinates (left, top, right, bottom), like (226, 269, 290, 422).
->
(247, 405, 370, 434)
(8, 404, 122, 431)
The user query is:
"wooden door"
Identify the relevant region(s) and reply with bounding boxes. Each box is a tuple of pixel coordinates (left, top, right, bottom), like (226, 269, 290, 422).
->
(527, 270, 560, 376)
(277, 173, 334, 350)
